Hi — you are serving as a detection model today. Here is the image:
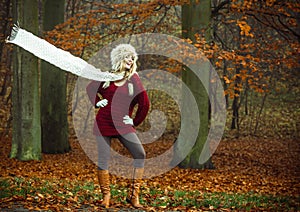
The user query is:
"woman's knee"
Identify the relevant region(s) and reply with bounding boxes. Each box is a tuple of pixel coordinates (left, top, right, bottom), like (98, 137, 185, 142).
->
(135, 147, 146, 160)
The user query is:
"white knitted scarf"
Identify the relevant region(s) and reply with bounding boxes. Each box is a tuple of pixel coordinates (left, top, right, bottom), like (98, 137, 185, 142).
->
(5, 24, 123, 82)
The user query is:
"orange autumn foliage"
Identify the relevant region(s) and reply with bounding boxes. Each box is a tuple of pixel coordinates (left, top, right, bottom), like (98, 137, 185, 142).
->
(44, 0, 299, 101)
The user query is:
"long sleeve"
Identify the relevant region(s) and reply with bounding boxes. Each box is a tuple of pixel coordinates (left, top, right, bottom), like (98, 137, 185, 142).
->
(132, 91, 150, 126)
(130, 74, 150, 126)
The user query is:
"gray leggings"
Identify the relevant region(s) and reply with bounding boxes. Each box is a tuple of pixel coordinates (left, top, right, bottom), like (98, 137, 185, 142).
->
(96, 133, 146, 170)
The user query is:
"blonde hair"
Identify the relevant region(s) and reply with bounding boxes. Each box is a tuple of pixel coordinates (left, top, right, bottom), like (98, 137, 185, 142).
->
(102, 44, 138, 89)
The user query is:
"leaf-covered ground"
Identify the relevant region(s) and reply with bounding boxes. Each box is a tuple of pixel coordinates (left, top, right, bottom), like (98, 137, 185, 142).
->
(0, 135, 299, 211)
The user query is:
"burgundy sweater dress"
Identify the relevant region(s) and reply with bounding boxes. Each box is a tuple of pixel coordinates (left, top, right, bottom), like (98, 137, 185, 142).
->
(86, 73, 150, 136)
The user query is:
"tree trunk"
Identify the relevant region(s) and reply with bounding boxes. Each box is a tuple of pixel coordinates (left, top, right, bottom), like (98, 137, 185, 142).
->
(41, 0, 70, 153)
(175, 0, 214, 169)
(0, 0, 12, 62)
(231, 66, 241, 130)
(10, 0, 41, 160)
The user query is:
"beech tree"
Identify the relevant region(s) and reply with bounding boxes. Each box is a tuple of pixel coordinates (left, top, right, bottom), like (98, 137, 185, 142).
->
(175, 0, 214, 169)
(10, 0, 41, 160)
(41, 0, 70, 153)
(0, 0, 12, 138)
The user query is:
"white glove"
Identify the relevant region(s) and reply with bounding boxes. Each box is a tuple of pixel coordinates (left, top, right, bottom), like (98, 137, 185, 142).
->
(96, 99, 108, 108)
(123, 115, 133, 125)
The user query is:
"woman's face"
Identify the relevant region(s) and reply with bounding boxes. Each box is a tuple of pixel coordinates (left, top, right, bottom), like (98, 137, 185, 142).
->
(123, 55, 135, 70)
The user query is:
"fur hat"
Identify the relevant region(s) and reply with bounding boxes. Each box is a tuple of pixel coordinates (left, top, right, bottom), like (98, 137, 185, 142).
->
(110, 44, 138, 71)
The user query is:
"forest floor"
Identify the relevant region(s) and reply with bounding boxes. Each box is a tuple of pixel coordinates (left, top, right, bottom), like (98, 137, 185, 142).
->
(0, 134, 299, 211)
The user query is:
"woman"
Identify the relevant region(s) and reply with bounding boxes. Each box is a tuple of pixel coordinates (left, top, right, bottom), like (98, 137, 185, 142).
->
(86, 44, 150, 208)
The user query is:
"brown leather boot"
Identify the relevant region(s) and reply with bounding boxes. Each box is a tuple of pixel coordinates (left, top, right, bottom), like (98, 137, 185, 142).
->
(97, 170, 111, 208)
(126, 168, 144, 208)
